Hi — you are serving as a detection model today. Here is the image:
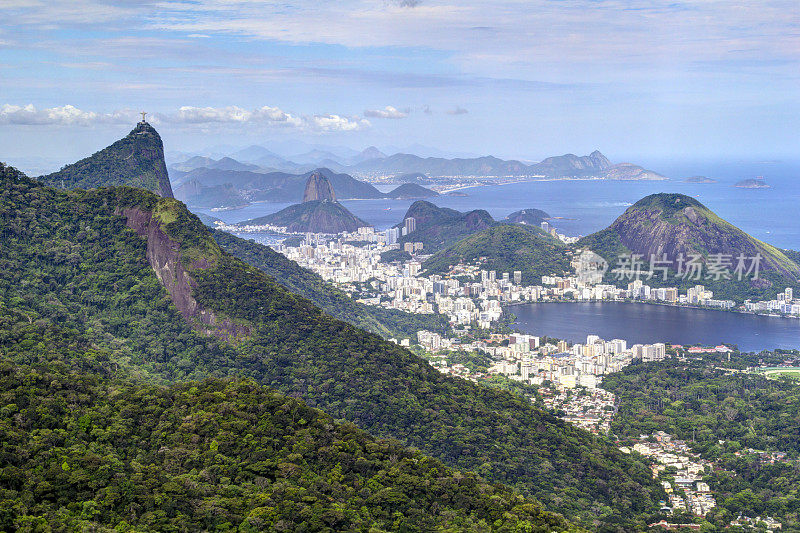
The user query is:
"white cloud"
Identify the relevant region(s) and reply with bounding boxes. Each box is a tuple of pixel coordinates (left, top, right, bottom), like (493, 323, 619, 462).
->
(0, 104, 133, 125)
(364, 105, 409, 119)
(4, 1, 798, 90)
(4, 0, 139, 25)
(136, 0, 800, 76)
(168, 105, 368, 131)
(0, 104, 370, 133)
(310, 114, 370, 131)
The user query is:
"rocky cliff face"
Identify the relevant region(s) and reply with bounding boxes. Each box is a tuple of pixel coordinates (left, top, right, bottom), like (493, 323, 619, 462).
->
(119, 206, 249, 341)
(302, 171, 336, 202)
(40, 122, 174, 198)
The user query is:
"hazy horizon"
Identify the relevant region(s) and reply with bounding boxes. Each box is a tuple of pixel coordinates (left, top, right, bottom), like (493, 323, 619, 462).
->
(2, 1, 799, 164)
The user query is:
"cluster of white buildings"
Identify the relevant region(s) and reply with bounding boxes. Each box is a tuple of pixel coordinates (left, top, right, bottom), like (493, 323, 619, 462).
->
(744, 287, 799, 316)
(481, 333, 668, 388)
(226, 221, 799, 335)
(542, 270, 737, 310)
(540, 386, 616, 434)
(418, 331, 667, 389)
(276, 229, 744, 331)
(621, 431, 717, 517)
(276, 226, 551, 328)
(418, 330, 671, 434)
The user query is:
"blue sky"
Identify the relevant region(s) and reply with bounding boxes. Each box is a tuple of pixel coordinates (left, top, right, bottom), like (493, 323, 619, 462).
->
(1, 0, 798, 166)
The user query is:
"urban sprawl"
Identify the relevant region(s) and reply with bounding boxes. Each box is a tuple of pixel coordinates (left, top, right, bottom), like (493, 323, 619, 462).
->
(215, 219, 797, 526)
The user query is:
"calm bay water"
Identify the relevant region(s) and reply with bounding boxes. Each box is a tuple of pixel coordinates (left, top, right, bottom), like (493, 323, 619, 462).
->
(512, 302, 800, 352)
(198, 158, 800, 250)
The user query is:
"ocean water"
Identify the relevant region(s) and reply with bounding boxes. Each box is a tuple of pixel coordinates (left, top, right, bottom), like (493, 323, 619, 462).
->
(196, 158, 800, 251)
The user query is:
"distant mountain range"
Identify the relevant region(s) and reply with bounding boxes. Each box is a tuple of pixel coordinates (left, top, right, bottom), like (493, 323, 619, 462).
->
(174, 166, 439, 208)
(340, 149, 664, 179)
(166, 146, 666, 208)
(171, 146, 666, 181)
(172, 156, 260, 173)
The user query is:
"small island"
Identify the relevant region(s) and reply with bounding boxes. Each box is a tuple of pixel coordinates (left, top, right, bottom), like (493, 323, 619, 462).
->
(683, 175, 717, 183)
(735, 177, 771, 189)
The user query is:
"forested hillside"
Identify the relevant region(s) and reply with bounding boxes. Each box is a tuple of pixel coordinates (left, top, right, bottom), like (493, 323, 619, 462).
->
(603, 355, 800, 528)
(397, 200, 494, 253)
(0, 165, 666, 527)
(0, 310, 573, 532)
(577, 193, 800, 302)
(423, 224, 570, 285)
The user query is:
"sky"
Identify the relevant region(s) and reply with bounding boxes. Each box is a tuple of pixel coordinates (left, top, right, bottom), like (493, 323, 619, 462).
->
(1, 0, 798, 169)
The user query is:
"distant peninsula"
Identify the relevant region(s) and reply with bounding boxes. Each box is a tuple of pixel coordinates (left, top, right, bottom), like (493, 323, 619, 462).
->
(385, 183, 439, 199)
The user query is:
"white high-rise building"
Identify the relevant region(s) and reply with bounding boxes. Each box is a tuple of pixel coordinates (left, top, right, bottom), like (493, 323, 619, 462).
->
(384, 227, 400, 245)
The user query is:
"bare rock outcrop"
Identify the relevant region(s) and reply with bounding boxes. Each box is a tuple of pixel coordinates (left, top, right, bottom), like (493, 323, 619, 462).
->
(119, 206, 249, 341)
(302, 171, 336, 202)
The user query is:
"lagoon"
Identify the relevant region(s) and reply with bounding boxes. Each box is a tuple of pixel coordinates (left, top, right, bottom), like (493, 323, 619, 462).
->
(511, 301, 800, 352)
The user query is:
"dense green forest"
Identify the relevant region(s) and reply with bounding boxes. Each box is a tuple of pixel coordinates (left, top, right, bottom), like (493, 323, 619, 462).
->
(784, 249, 800, 266)
(0, 310, 574, 532)
(0, 165, 666, 528)
(211, 230, 450, 338)
(603, 355, 800, 528)
(423, 224, 571, 285)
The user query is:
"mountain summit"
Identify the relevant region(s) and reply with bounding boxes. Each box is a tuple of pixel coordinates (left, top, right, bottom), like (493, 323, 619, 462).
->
(578, 193, 800, 296)
(243, 170, 369, 233)
(39, 121, 174, 198)
(302, 170, 336, 202)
